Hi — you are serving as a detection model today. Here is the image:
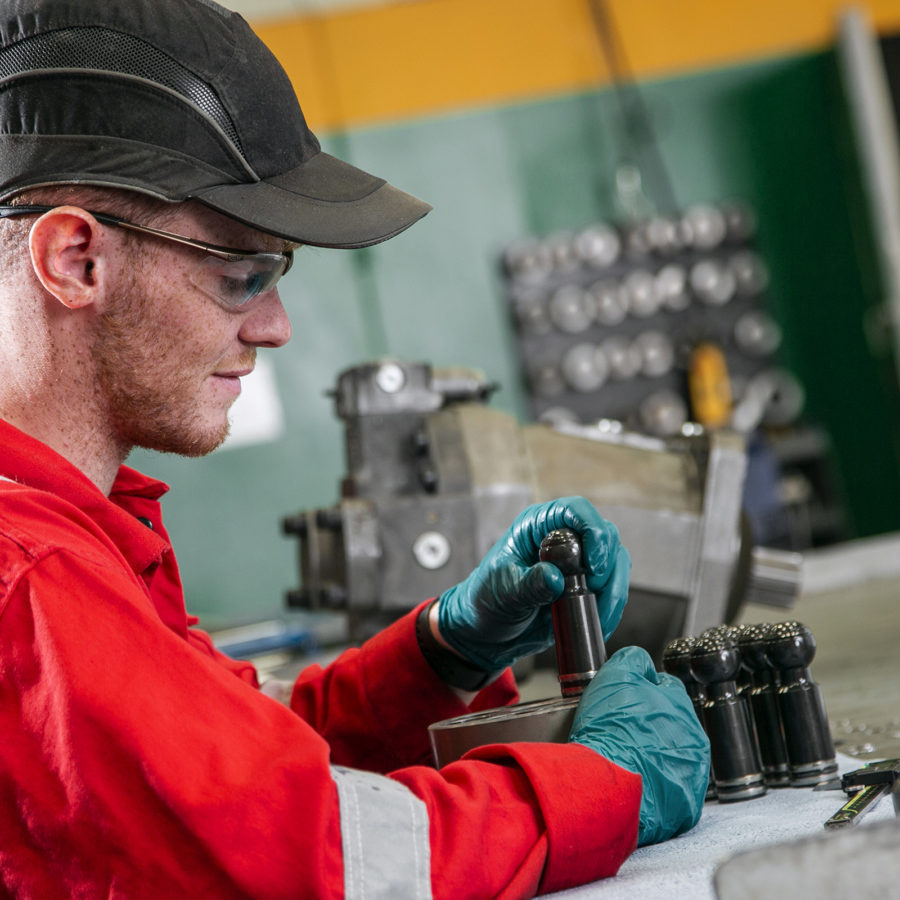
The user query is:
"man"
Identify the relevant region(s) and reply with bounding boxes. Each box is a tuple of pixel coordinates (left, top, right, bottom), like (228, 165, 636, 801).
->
(0, 1, 709, 898)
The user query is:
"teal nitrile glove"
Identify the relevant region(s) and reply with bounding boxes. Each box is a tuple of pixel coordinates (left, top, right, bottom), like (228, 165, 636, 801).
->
(569, 645, 710, 847)
(436, 496, 630, 672)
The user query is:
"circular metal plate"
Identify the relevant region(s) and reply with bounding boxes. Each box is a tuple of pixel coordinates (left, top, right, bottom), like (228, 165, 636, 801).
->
(428, 696, 579, 767)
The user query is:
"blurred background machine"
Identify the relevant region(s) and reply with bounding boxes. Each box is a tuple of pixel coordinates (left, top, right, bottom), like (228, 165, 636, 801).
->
(133, 3, 900, 634)
(500, 202, 845, 552)
(282, 360, 800, 660)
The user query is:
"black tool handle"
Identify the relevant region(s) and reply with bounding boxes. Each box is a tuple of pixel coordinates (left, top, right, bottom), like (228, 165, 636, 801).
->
(539, 528, 607, 697)
(766, 621, 837, 785)
(663, 635, 717, 800)
(738, 623, 790, 787)
(663, 636, 706, 715)
(691, 632, 766, 802)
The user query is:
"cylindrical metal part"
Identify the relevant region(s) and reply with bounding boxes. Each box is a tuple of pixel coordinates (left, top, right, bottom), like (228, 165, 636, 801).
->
(683, 204, 727, 249)
(552, 591, 606, 696)
(705, 624, 760, 700)
(549, 284, 594, 334)
(427, 527, 607, 766)
(744, 546, 803, 609)
(656, 263, 691, 312)
(575, 224, 621, 269)
(560, 343, 608, 393)
(639, 389, 688, 437)
(540, 528, 607, 696)
(702, 687, 767, 801)
(664, 635, 716, 800)
(765, 621, 837, 786)
(690, 259, 736, 306)
(729, 250, 769, 296)
(738, 624, 791, 787)
(691, 632, 766, 802)
(513, 290, 550, 335)
(634, 330, 675, 378)
(590, 280, 629, 326)
(734, 310, 781, 357)
(600, 336, 642, 380)
(623, 270, 660, 318)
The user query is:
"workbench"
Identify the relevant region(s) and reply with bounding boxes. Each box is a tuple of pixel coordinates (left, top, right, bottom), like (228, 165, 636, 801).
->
(546, 753, 897, 899)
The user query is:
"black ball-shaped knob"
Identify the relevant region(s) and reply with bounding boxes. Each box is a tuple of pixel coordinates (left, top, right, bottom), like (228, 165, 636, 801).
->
(691, 632, 742, 685)
(539, 528, 585, 576)
(701, 623, 746, 644)
(765, 621, 816, 670)
(737, 623, 772, 672)
(662, 636, 697, 683)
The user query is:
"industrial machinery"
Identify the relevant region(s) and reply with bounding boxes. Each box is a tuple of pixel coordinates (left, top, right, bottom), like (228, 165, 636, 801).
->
(282, 360, 800, 657)
(499, 204, 846, 550)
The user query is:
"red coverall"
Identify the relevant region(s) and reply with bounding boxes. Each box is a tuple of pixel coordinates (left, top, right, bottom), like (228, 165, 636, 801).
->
(0, 418, 641, 899)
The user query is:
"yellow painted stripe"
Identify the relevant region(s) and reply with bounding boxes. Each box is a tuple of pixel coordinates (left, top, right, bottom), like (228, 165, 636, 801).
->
(254, 0, 900, 131)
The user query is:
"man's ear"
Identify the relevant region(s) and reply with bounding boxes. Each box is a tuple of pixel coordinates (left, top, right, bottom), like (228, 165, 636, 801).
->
(28, 206, 110, 309)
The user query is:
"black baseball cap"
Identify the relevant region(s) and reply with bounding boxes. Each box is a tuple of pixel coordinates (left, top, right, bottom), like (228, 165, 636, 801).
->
(0, 0, 431, 248)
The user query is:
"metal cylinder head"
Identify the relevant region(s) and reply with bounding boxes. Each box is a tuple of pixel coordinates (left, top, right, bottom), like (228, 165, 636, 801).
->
(765, 620, 816, 671)
(662, 636, 697, 684)
(539, 527, 586, 576)
(737, 623, 773, 673)
(540, 527, 606, 697)
(690, 632, 743, 686)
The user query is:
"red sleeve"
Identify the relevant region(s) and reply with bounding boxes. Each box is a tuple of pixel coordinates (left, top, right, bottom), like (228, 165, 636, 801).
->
(290, 604, 641, 896)
(185, 622, 260, 688)
(0, 548, 345, 900)
(1, 549, 640, 900)
(387, 744, 640, 899)
(289, 601, 520, 771)
(456, 743, 640, 895)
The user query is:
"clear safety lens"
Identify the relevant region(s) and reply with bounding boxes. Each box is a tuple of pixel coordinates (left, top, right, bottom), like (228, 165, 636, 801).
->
(190, 254, 290, 309)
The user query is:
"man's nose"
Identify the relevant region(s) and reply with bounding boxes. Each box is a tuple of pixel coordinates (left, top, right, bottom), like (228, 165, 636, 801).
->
(238, 288, 292, 348)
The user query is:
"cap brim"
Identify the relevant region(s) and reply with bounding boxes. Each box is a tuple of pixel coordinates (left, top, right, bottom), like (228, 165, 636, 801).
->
(191, 150, 431, 248)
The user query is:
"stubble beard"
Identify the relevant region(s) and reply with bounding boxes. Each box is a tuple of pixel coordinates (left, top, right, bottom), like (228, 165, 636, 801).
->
(90, 272, 235, 459)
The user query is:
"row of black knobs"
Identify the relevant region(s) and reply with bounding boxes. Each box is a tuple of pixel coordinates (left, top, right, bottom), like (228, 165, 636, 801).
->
(663, 622, 837, 802)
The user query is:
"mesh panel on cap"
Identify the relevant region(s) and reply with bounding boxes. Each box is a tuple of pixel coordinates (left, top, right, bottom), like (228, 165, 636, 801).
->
(0, 26, 242, 152)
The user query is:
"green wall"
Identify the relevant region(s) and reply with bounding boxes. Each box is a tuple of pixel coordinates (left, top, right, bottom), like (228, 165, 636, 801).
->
(131, 48, 900, 629)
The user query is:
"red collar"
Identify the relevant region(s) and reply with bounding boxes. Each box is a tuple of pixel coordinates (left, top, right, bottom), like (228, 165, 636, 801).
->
(0, 418, 171, 576)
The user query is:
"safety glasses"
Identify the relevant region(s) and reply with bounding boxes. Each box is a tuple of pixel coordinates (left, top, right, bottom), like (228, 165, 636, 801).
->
(0, 204, 294, 309)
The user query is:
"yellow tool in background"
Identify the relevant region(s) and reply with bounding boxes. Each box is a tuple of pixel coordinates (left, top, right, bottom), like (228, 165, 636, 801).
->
(689, 342, 733, 428)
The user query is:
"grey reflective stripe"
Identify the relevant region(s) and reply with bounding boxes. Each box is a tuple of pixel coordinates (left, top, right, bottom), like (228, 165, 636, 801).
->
(331, 765, 432, 900)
